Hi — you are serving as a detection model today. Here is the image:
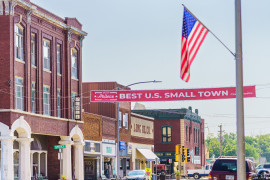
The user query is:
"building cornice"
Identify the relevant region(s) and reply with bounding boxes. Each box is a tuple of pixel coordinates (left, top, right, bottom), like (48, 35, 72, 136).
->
(0, 109, 84, 123)
(16, 0, 87, 36)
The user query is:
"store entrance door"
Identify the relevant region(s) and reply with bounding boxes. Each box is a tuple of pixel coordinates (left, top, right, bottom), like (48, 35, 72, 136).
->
(84, 158, 97, 180)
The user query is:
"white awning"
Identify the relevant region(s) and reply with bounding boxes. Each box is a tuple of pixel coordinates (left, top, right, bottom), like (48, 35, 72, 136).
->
(137, 148, 159, 161)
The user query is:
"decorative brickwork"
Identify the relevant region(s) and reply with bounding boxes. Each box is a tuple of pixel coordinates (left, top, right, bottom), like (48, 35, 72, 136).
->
(83, 112, 102, 141)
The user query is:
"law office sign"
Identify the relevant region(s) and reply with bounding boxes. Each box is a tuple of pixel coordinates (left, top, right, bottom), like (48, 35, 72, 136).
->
(90, 86, 256, 102)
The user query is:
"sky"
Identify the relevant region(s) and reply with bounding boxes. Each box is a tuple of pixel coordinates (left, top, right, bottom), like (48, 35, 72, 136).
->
(31, 0, 270, 137)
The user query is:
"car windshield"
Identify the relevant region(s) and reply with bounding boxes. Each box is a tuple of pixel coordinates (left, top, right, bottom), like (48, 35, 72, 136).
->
(128, 171, 145, 176)
(264, 164, 270, 168)
(212, 160, 249, 172)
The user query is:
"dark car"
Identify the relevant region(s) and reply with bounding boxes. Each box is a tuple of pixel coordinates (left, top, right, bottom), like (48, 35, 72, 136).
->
(255, 169, 270, 180)
(209, 157, 256, 180)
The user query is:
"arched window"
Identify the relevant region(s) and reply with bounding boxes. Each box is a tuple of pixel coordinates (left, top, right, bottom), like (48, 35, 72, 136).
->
(71, 48, 78, 79)
(162, 125, 172, 143)
(15, 24, 24, 61)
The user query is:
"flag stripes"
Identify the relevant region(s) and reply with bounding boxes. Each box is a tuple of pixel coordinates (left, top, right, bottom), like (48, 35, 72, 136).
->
(180, 8, 208, 82)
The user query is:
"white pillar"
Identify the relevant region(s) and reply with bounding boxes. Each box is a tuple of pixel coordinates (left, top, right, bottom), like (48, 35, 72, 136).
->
(59, 136, 73, 179)
(30, 152, 33, 177)
(0, 136, 15, 180)
(73, 142, 84, 180)
(17, 137, 33, 180)
(38, 152, 41, 175)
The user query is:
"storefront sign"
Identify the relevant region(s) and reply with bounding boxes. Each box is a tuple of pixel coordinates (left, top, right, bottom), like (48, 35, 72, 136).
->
(127, 143, 132, 154)
(194, 156, 201, 164)
(131, 117, 153, 139)
(102, 143, 116, 156)
(119, 141, 126, 151)
(90, 86, 256, 102)
(74, 96, 81, 120)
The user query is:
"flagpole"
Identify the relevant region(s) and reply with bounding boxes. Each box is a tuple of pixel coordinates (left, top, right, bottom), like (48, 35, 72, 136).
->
(235, 0, 246, 179)
(182, 4, 235, 57)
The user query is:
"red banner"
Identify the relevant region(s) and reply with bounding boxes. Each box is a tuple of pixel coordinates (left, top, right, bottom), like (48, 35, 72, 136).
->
(90, 86, 256, 102)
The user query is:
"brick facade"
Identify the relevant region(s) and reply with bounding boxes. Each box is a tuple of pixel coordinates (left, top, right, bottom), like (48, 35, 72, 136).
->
(132, 107, 205, 171)
(0, 0, 86, 135)
(0, 1, 86, 179)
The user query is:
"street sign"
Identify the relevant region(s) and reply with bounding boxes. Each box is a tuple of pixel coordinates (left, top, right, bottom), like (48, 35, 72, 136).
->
(119, 141, 125, 151)
(54, 145, 66, 149)
(90, 86, 256, 102)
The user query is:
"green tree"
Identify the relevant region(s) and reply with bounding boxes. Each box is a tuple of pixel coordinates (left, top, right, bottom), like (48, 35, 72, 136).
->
(206, 136, 220, 158)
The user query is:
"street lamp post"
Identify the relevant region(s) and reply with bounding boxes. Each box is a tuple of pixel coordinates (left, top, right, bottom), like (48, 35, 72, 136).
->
(116, 80, 161, 180)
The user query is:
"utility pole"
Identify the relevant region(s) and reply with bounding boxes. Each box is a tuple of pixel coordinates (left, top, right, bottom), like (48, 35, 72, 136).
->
(218, 124, 224, 157)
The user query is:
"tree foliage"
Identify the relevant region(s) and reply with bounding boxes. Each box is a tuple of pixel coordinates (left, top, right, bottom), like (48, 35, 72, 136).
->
(206, 133, 269, 161)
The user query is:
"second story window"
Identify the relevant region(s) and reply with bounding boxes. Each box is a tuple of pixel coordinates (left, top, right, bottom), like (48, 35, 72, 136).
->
(15, 77, 24, 111)
(162, 125, 172, 143)
(123, 113, 129, 129)
(15, 25, 24, 61)
(43, 40, 50, 71)
(57, 89, 61, 118)
(118, 111, 122, 128)
(43, 85, 50, 116)
(57, 44, 61, 74)
(32, 82, 36, 113)
(71, 48, 78, 79)
(31, 33, 36, 66)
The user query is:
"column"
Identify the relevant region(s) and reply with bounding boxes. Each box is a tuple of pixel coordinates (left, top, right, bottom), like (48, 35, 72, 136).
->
(17, 137, 33, 180)
(59, 136, 73, 179)
(30, 152, 33, 177)
(0, 136, 15, 180)
(73, 142, 84, 180)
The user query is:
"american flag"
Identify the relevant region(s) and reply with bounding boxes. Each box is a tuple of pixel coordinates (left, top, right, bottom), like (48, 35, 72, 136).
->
(181, 8, 208, 82)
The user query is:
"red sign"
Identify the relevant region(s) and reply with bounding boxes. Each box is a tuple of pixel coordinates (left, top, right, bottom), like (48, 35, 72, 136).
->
(90, 86, 256, 102)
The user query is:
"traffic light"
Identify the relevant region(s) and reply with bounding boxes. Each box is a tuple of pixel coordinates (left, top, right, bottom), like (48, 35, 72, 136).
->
(175, 144, 180, 155)
(182, 148, 186, 162)
(186, 149, 190, 162)
(175, 144, 181, 162)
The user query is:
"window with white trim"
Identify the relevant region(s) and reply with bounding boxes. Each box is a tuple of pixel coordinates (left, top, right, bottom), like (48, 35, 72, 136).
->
(57, 44, 61, 74)
(32, 82, 36, 113)
(123, 113, 129, 129)
(31, 33, 36, 66)
(57, 89, 61, 118)
(15, 25, 24, 61)
(43, 40, 50, 71)
(71, 48, 78, 79)
(15, 77, 24, 111)
(43, 85, 50, 116)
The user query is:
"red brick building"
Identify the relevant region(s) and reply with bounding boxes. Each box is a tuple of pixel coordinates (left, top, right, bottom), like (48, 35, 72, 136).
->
(83, 112, 117, 179)
(0, 0, 87, 179)
(82, 82, 132, 178)
(132, 107, 205, 174)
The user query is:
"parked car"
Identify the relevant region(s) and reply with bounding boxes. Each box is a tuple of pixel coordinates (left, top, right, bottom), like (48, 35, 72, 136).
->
(253, 169, 270, 180)
(123, 170, 145, 180)
(209, 157, 257, 180)
(187, 164, 212, 179)
(257, 164, 270, 171)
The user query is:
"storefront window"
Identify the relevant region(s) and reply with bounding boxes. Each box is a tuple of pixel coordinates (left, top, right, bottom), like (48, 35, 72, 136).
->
(135, 159, 140, 170)
(14, 151, 19, 179)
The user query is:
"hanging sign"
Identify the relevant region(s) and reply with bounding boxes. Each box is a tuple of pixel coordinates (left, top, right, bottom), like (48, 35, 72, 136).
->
(90, 86, 256, 102)
(74, 96, 81, 120)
